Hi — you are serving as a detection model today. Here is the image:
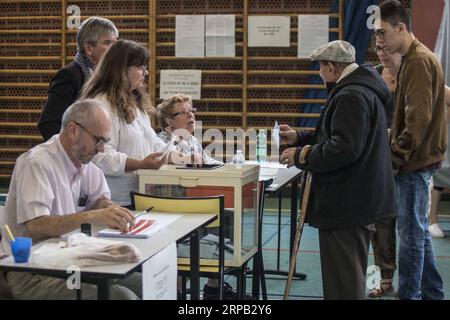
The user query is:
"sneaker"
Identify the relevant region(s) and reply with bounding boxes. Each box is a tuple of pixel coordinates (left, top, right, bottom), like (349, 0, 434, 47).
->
(429, 223, 445, 239)
(203, 282, 240, 300)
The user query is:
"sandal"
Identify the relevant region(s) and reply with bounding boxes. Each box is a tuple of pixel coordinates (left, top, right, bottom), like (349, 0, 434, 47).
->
(368, 279, 394, 298)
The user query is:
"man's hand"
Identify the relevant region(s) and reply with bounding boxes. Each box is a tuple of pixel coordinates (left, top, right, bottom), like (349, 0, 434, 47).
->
(280, 147, 297, 167)
(87, 205, 135, 232)
(279, 124, 298, 146)
(140, 152, 165, 169)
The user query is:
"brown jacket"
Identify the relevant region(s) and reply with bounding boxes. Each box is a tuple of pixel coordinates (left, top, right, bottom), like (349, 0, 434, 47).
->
(391, 39, 447, 174)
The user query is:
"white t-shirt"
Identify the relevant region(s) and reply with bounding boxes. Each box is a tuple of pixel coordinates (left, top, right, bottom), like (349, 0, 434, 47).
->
(91, 95, 168, 206)
(3, 135, 110, 238)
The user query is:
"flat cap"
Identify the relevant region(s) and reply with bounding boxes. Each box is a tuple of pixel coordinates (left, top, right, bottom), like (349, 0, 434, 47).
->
(310, 40, 356, 63)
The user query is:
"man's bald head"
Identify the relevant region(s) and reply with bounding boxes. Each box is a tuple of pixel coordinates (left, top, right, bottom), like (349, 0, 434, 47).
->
(61, 99, 111, 133)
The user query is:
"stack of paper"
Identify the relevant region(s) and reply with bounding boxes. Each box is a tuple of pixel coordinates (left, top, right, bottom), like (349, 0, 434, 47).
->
(98, 218, 164, 239)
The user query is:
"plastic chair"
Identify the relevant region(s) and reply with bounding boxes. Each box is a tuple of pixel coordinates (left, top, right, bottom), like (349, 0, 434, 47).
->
(130, 192, 228, 299)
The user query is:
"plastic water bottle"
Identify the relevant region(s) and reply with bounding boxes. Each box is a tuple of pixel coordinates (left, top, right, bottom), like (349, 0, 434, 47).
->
(257, 129, 267, 163)
(233, 149, 245, 165)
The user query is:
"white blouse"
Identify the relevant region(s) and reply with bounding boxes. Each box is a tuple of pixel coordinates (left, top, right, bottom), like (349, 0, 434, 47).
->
(92, 94, 168, 206)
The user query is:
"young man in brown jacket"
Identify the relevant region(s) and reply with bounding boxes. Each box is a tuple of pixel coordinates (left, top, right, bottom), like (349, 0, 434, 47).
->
(377, 0, 446, 300)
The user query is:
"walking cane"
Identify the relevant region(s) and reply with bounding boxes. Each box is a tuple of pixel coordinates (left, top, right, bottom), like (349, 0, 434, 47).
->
(283, 170, 313, 300)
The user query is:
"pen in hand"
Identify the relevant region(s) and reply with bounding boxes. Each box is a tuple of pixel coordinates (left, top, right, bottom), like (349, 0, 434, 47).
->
(134, 206, 154, 220)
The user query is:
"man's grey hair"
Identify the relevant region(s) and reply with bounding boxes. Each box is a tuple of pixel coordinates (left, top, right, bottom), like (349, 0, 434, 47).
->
(334, 61, 353, 73)
(61, 99, 106, 131)
(320, 61, 353, 72)
(76, 17, 119, 54)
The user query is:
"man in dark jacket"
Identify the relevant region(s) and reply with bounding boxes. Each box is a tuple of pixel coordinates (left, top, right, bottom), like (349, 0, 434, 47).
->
(280, 40, 397, 299)
(38, 17, 118, 141)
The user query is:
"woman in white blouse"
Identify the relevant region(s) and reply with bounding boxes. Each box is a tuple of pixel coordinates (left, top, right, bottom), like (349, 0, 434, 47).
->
(81, 40, 168, 207)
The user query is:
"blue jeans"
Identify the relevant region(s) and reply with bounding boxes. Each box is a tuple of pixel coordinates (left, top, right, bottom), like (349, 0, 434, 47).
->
(396, 170, 444, 300)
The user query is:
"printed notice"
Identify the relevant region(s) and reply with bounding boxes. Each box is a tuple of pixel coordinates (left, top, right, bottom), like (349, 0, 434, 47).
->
(248, 16, 290, 47)
(176, 15, 205, 58)
(206, 15, 235, 57)
(142, 242, 177, 300)
(160, 70, 202, 100)
(298, 15, 329, 58)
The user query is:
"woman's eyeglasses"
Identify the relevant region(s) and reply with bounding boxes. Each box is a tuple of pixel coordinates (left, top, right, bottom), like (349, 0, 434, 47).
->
(171, 108, 197, 117)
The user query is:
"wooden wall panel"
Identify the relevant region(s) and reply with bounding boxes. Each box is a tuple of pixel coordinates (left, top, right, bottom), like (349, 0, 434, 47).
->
(0, 0, 344, 178)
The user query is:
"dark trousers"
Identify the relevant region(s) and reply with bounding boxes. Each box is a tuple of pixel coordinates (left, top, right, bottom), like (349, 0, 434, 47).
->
(370, 218, 397, 280)
(319, 226, 372, 300)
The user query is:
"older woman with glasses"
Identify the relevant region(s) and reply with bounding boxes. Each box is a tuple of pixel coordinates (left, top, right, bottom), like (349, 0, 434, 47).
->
(81, 40, 171, 207)
(373, 45, 401, 128)
(156, 94, 221, 165)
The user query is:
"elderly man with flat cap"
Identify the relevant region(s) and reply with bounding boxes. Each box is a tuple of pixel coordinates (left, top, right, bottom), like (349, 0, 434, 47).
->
(279, 40, 397, 299)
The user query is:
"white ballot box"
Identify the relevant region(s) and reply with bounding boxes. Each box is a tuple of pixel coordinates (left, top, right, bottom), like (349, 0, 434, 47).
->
(137, 164, 259, 267)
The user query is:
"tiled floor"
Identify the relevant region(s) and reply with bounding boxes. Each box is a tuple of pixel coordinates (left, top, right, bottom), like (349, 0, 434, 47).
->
(246, 199, 450, 300)
(1, 193, 449, 300)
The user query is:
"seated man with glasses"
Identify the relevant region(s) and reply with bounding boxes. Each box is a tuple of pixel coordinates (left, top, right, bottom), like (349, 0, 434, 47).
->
(38, 16, 118, 141)
(2, 99, 142, 300)
(74, 121, 112, 148)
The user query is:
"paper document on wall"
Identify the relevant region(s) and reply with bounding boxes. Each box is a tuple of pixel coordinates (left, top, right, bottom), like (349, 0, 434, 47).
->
(176, 15, 205, 57)
(160, 69, 202, 100)
(248, 16, 291, 47)
(298, 15, 329, 58)
(143, 242, 177, 300)
(206, 15, 235, 57)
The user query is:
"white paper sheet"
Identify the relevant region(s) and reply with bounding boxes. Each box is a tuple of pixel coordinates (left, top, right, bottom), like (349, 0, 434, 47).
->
(142, 242, 177, 300)
(97, 218, 164, 238)
(176, 15, 205, 58)
(298, 15, 329, 58)
(272, 121, 280, 150)
(206, 15, 235, 57)
(248, 16, 291, 47)
(160, 69, 202, 100)
(97, 213, 181, 239)
(245, 161, 287, 169)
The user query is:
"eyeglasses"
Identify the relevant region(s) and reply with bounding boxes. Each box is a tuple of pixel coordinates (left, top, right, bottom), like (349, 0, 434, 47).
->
(128, 65, 148, 72)
(91, 39, 117, 47)
(373, 46, 387, 53)
(74, 122, 111, 147)
(171, 108, 197, 117)
(374, 26, 396, 39)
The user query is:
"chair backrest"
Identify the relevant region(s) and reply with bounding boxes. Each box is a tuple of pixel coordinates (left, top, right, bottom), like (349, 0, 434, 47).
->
(131, 191, 226, 295)
(131, 192, 223, 228)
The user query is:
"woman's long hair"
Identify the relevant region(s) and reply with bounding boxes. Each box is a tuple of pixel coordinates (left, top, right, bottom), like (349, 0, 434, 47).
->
(81, 39, 153, 123)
